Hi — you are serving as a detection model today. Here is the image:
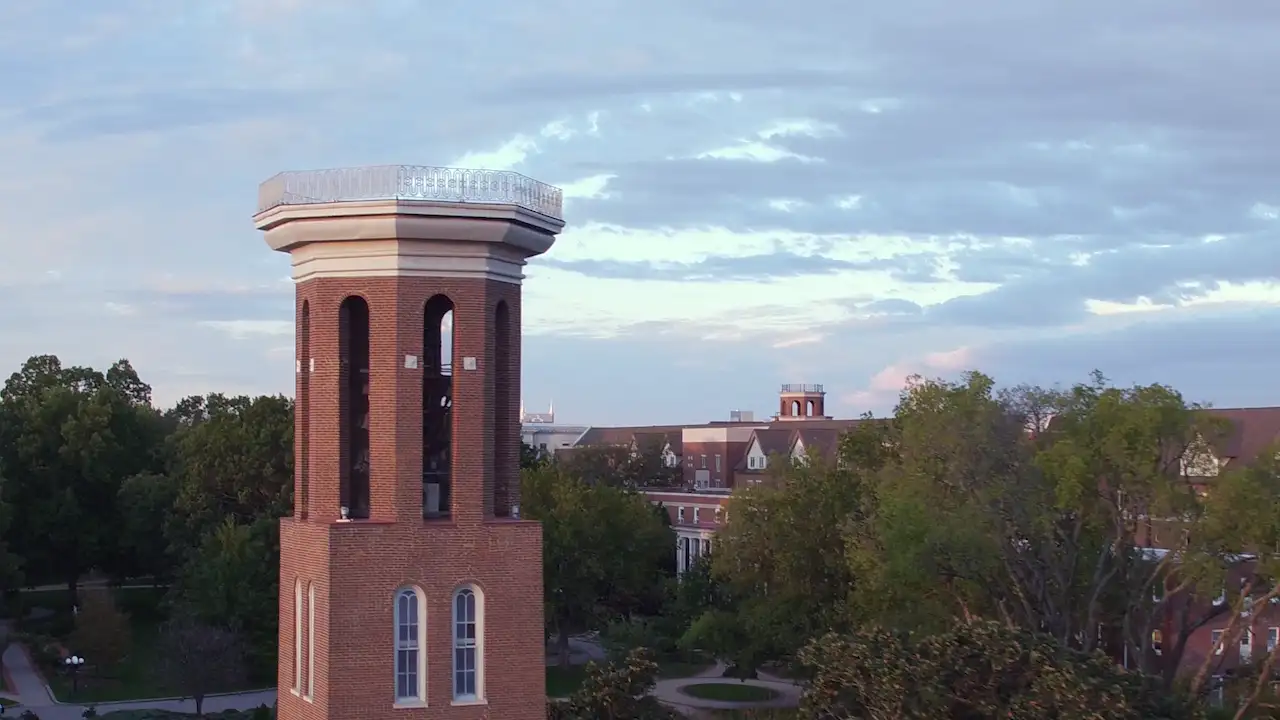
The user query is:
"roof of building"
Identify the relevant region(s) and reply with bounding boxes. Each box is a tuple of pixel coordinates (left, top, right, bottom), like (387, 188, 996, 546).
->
(575, 425, 687, 452)
(1203, 407, 1280, 465)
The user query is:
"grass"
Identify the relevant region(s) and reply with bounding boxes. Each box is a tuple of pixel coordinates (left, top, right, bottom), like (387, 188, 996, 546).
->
(545, 657, 714, 697)
(679, 683, 781, 703)
(545, 664, 589, 698)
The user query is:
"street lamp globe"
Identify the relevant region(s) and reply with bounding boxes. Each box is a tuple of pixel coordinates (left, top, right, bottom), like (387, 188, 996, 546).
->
(65, 655, 84, 666)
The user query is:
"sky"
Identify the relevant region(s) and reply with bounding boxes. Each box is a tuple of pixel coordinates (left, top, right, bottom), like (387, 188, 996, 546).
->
(1, 1, 1278, 426)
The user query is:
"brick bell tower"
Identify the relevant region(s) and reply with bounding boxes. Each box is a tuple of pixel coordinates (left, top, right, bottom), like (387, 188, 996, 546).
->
(254, 165, 564, 720)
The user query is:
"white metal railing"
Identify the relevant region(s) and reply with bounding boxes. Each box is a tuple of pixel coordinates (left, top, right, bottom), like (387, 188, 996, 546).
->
(257, 165, 564, 219)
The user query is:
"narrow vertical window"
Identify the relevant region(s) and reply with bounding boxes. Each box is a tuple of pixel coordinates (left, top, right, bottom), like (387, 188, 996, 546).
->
(307, 582, 316, 698)
(299, 300, 310, 519)
(453, 588, 481, 701)
(492, 300, 512, 516)
(394, 588, 423, 703)
(293, 580, 303, 693)
(423, 295, 454, 518)
(339, 296, 371, 519)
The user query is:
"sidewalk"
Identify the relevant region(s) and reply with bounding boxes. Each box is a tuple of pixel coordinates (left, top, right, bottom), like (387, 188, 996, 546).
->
(651, 661, 802, 713)
(2, 629, 275, 720)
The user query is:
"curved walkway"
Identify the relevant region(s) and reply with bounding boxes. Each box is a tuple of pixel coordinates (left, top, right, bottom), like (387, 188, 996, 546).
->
(1, 630, 274, 720)
(651, 661, 803, 712)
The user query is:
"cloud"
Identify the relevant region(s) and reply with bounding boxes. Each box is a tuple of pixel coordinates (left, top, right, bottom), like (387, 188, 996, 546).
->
(2, 0, 1278, 423)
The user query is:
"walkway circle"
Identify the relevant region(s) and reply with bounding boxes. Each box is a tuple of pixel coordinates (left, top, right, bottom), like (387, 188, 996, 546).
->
(678, 682, 780, 702)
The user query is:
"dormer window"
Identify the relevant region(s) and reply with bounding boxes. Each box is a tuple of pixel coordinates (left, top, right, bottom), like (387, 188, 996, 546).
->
(1180, 435, 1220, 477)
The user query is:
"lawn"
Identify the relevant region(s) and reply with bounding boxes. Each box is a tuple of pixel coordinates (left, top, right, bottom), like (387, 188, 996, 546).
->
(679, 682, 780, 703)
(20, 587, 259, 704)
(545, 657, 713, 697)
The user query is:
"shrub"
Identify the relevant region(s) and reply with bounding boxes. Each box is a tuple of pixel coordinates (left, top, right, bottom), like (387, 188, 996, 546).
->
(548, 648, 679, 720)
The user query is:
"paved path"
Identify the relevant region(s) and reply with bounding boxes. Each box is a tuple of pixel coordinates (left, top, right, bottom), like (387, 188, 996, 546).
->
(1, 620, 275, 720)
(651, 661, 803, 713)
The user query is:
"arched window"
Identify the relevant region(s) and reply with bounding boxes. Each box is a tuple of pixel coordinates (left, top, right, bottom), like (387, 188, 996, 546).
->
(293, 580, 303, 693)
(790, 400, 801, 416)
(339, 295, 371, 519)
(452, 587, 483, 702)
(394, 587, 425, 703)
(423, 295, 454, 518)
(492, 300, 512, 516)
(299, 300, 310, 518)
(307, 582, 316, 698)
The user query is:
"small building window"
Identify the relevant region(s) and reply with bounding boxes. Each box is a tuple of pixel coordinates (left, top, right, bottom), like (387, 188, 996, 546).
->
(394, 587, 425, 704)
(714, 508, 723, 524)
(677, 506, 685, 524)
(700, 454, 707, 469)
(453, 587, 483, 702)
(693, 508, 700, 524)
(714, 454, 721, 472)
(1212, 629, 1224, 655)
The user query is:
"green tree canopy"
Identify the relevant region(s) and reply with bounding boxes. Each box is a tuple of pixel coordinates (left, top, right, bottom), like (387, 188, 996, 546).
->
(522, 463, 674, 664)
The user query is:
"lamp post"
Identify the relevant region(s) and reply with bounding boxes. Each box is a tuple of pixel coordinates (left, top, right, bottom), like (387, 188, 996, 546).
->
(64, 655, 85, 695)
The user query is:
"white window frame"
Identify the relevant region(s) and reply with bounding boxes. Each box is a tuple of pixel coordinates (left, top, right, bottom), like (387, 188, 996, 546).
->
(394, 586, 426, 706)
(306, 582, 316, 700)
(293, 580, 303, 694)
(452, 586, 484, 704)
(677, 506, 685, 524)
(693, 508, 700, 524)
(714, 508, 723, 524)
(1212, 629, 1225, 656)
(714, 454, 721, 472)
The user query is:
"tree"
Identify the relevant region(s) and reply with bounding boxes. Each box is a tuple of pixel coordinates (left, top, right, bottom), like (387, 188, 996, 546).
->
(154, 611, 246, 716)
(693, 444, 867, 670)
(69, 588, 132, 671)
(799, 620, 1203, 720)
(556, 445, 636, 487)
(163, 393, 293, 559)
(548, 648, 678, 720)
(521, 442, 548, 471)
(115, 472, 179, 582)
(173, 517, 280, 682)
(0, 356, 161, 596)
(844, 373, 1222, 654)
(522, 464, 674, 665)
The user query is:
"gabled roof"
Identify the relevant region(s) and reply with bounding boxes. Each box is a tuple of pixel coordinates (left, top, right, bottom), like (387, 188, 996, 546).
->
(1202, 407, 1280, 465)
(735, 429, 793, 471)
(574, 425, 687, 449)
(633, 429, 683, 455)
(792, 427, 845, 464)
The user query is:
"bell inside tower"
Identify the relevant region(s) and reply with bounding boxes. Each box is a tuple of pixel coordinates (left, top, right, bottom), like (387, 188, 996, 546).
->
(423, 294, 454, 518)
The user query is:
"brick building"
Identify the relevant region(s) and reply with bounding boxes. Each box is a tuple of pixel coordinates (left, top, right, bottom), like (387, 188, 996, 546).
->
(560, 385, 859, 573)
(258, 165, 564, 719)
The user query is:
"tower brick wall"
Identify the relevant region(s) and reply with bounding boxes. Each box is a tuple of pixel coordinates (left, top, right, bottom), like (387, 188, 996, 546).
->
(259, 168, 562, 720)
